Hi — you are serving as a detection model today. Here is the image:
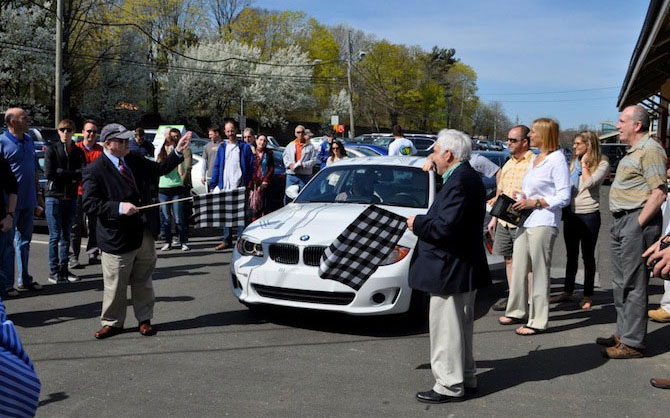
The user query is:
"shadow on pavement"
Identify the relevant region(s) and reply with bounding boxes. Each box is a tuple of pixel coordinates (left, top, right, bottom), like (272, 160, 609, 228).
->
(156, 309, 269, 331)
(38, 392, 69, 408)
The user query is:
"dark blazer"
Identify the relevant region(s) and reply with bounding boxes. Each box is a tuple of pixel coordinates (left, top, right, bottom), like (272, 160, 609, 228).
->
(44, 141, 86, 199)
(408, 162, 491, 295)
(82, 150, 183, 255)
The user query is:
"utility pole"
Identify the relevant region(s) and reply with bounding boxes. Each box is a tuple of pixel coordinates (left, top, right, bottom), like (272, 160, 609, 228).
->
(239, 97, 245, 131)
(54, 0, 63, 125)
(346, 30, 355, 138)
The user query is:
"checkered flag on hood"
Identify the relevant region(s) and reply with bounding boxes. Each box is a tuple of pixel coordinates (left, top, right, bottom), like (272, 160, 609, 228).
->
(192, 187, 246, 228)
(318, 205, 407, 290)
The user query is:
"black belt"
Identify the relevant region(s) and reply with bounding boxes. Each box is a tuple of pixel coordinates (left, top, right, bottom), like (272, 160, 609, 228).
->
(612, 208, 641, 219)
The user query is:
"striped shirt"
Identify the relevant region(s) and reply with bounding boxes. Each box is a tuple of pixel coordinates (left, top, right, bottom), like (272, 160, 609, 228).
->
(497, 150, 534, 227)
(609, 135, 667, 213)
(0, 301, 40, 418)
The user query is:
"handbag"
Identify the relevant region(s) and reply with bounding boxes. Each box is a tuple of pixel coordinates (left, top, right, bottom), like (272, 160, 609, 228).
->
(249, 185, 262, 213)
(490, 194, 531, 227)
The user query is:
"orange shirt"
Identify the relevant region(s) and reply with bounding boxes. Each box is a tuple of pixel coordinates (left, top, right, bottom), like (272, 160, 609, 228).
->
(77, 141, 104, 195)
(295, 139, 304, 162)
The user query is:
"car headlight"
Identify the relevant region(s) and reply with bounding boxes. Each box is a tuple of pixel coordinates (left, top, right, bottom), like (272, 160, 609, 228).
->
(380, 245, 410, 266)
(237, 237, 264, 257)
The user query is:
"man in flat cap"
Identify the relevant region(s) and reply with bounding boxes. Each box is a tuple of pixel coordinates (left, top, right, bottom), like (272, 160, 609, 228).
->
(82, 123, 191, 339)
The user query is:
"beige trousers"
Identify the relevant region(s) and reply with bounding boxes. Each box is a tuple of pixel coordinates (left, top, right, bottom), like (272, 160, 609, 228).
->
(505, 226, 558, 330)
(429, 290, 477, 397)
(100, 229, 157, 327)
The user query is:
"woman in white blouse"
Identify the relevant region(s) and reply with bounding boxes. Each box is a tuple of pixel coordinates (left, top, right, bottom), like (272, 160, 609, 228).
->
(498, 117, 571, 335)
(551, 131, 609, 310)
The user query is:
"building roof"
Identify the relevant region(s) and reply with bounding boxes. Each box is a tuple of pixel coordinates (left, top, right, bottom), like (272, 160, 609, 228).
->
(618, 0, 670, 110)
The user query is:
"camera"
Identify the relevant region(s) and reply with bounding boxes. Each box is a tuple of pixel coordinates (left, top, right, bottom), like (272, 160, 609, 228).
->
(650, 236, 670, 271)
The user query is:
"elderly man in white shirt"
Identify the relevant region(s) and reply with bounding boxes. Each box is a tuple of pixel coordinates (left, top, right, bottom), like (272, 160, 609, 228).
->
(498, 118, 570, 335)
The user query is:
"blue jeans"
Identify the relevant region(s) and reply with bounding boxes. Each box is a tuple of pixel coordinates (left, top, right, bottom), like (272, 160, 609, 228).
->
(46, 197, 77, 275)
(0, 227, 14, 294)
(159, 190, 188, 244)
(13, 207, 34, 286)
(284, 173, 310, 205)
(222, 221, 246, 246)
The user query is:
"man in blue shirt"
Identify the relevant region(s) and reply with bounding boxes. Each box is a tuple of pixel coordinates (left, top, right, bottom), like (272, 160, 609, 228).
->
(318, 130, 336, 169)
(128, 127, 154, 157)
(0, 108, 43, 293)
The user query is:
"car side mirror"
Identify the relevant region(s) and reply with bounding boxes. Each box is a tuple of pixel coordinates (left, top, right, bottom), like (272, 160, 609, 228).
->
(285, 184, 300, 200)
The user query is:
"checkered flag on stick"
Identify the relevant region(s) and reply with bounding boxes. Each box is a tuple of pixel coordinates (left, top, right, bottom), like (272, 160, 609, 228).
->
(318, 205, 407, 290)
(192, 187, 246, 228)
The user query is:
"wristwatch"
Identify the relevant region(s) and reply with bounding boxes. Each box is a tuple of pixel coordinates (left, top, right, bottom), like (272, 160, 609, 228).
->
(534, 200, 542, 209)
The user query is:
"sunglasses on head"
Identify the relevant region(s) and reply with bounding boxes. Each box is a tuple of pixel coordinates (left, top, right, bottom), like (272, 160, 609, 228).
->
(58, 127, 73, 133)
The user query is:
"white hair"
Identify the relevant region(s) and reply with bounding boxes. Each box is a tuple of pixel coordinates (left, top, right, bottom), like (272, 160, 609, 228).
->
(436, 129, 472, 161)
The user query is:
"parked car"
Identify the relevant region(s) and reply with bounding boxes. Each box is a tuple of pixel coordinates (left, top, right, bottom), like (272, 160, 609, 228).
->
(600, 143, 628, 181)
(229, 156, 501, 316)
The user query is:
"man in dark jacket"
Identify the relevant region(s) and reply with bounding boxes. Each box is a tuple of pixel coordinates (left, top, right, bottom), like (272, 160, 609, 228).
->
(407, 129, 491, 404)
(0, 155, 18, 298)
(44, 119, 86, 284)
(82, 123, 190, 339)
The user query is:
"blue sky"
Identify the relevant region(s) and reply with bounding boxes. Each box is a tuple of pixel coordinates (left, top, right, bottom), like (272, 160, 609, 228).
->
(255, 0, 649, 130)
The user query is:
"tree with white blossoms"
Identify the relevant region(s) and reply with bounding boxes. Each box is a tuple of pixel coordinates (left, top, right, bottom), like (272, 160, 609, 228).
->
(76, 29, 151, 127)
(0, 3, 55, 124)
(162, 39, 259, 126)
(162, 39, 313, 128)
(246, 43, 314, 127)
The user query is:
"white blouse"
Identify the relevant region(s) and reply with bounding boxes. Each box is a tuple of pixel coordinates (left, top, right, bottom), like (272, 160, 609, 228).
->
(521, 150, 571, 228)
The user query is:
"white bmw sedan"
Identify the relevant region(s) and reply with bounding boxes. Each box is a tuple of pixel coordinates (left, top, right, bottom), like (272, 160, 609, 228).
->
(230, 157, 500, 315)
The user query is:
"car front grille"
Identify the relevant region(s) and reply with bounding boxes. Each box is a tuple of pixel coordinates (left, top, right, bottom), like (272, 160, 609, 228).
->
(303, 246, 327, 266)
(252, 284, 355, 305)
(268, 243, 299, 264)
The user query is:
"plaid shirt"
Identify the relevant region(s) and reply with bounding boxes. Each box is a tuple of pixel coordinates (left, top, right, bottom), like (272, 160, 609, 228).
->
(497, 150, 534, 227)
(609, 135, 667, 213)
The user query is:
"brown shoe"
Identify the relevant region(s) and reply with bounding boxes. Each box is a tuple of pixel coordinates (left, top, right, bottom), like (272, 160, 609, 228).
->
(651, 377, 670, 389)
(595, 334, 620, 347)
(604, 342, 643, 359)
(215, 242, 229, 251)
(94, 325, 123, 340)
(648, 307, 670, 323)
(139, 320, 156, 336)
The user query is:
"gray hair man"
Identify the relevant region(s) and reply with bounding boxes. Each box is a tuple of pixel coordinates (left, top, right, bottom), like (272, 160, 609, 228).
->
(407, 129, 491, 403)
(598, 105, 666, 359)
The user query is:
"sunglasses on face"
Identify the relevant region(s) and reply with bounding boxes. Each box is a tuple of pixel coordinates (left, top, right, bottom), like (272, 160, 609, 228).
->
(507, 137, 529, 143)
(59, 128, 73, 133)
(295, 131, 304, 134)
(332, 146, 340, 150)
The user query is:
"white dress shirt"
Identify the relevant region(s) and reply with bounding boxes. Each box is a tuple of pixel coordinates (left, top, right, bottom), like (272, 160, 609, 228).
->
(521, 149, 571, 228)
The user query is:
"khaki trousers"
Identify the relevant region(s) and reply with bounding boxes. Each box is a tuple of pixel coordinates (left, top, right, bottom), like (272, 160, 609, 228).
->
(100, 229, 157, 327)
(429, 290, 477, 397)
(505, 226, 557, 330)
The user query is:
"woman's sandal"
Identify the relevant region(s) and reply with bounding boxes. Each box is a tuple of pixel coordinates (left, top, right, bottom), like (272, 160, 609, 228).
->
(515, 326, 544, 336)
(498, 316, 524, 325)
(580, 298, 592, 310)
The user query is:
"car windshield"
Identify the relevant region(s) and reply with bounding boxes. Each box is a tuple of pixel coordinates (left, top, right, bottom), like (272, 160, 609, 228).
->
(295, 165, 429, 208)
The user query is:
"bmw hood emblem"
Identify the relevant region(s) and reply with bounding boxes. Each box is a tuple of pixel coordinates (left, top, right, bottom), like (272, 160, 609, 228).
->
(299, 235, 310, 241)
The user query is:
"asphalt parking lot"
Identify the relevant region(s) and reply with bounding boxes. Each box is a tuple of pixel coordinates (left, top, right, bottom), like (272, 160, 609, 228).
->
(5, 186, 669, 417)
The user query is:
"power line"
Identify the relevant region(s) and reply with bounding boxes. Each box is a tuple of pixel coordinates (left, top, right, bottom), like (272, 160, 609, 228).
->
(480, 86, 620, 96)
(494, 96, 618, 103)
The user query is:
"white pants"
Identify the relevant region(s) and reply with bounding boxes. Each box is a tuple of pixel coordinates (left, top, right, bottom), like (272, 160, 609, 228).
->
(429, 290, 477, 397)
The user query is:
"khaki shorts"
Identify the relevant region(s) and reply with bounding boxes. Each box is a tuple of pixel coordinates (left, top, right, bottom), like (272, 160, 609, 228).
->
(492, 223, 517, 257)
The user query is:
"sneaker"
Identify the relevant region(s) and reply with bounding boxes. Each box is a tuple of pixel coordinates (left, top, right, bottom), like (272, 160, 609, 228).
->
(160, 243, 172, 251)
(48, 274, 64, 284)
(181, 243, 190, 251)
(172, 237, 180, 246)
(68, 259, 81, 269)
(63, 270, 80, 283)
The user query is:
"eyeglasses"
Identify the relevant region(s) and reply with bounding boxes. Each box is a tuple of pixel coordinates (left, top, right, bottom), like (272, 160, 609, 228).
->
(58, 128, 73, 133)
(109, 137, 129, 143)
(85, 129, 97, 134)
(507, 137, 529, 143)
(295, 131, 304, 134)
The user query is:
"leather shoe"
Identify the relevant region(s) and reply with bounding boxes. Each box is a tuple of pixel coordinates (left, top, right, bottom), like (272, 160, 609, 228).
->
(139, 321, 156, 336)
(416, 389, 464, 404)
(491, 298, 507, 311)
(595, 334, 619, 347)
(215, 242, 229, 251)
(604, 342, 643, 359)
(94, 325, 122, 340)
(648, 307, 670, 323)
(650, 377, 670, 389)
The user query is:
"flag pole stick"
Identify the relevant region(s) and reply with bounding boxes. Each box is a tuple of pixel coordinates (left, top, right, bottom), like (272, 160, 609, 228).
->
(136, 196, 193, 210)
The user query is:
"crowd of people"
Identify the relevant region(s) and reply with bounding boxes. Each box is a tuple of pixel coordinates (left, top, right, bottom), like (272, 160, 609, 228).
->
(4, 103, 670, 411)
